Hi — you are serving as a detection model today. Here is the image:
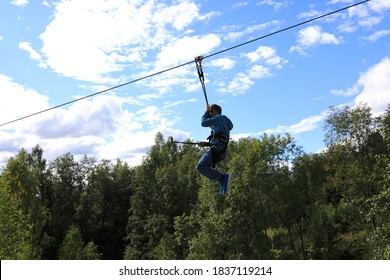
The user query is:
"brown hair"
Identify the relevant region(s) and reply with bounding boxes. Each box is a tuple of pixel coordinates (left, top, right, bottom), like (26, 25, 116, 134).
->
(211, 104, 222, 114)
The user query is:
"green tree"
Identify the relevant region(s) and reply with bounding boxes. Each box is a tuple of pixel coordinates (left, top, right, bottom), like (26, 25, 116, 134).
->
(188, 134, 303, 259)
(323, 103, 390, 259)
(0, 147, 49, 259)
(125, 133, 201, 259)
(0, 180, 33, 259)
(58, 225, 101, 259)
(48, 153, 86, 257)
(76, 159, 134, 259)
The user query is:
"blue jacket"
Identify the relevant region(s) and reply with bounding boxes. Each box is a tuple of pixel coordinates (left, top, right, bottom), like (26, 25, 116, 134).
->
(201, 111, 233, 143)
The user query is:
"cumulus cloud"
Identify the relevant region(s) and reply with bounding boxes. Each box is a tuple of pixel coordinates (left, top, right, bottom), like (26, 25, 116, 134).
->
(290, 25, 341, 55)
(264, 112, 328, 135)
(0, 75, 48, 162)
(231, 111, 328, 141)
(0, 74, 49, 127)
(225, 20, 281, 42)
(231, 2, 248, 9)
(19, 41, 47, 68)
(330, 0, 390, 32)
(330, 57, 390, 116)
(11, 0, 28, 6)
(163, 98, 197, 109)
(218, 46, 286, 95)
(368, 0, 390, 13)
(155, 34, 221, 69)
(354, 57, 390, 116)
(21, 96, 130, 139)
(327, 0, 353, 3)
(330, 84, 361, 97)
(245, 46, 286, 67)
(153, 1, 200, 30)
(39, 0, 217, 84)
(208, 58, 236, 70)
(0, 74, 187, 166)
(259, 0, 291, 11)
(361, 30, 390, 41)
(230, 57, 390, 142)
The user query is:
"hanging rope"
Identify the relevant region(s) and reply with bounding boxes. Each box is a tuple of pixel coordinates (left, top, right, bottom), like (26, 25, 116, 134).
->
(195, 56, 209, 106)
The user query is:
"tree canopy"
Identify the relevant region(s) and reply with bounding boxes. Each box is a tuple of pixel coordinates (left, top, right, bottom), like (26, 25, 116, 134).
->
(1, 104, 389, 260)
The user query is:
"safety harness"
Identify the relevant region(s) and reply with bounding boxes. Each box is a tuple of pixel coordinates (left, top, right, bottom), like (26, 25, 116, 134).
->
(207, 132, 229, 166)
(207, 132, 229, 144)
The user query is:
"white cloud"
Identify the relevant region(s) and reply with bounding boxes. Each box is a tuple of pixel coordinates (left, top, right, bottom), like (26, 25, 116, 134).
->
(231, 2, 248, 9)
(368, 0, 390, 13)
(11, 0, 28, 6)
(361, 30, 390, 41)
(0, 75, 49, 163)
(246, 46, 276, 63)
(264, 113, 327, 135)
(330, 84, 362, 97)
(164, 98, 197, 109)
(343, 1, 389, 29)
(259, 0, 291, 11)
(337, 21, 357, 33)
(155, 34, 221, 69)
(0, 74, 49, 127)
(354, 57, 390, 116)
(248, 65, 271, 79)
(21, 95, 132, 139)
(153, 1, 200, 30)
(331, 57, 390, 116)
(327, 0, 353, 4)
(232, 111, 328, 141)
(19, 41, 47, 68)
(39, 0, 216, 84)
(298, 9, 323, 19)
(42, 1, 50, 7)
(299, 26, 340, 45)
(226, 20, 281, 42)
(217, 46, 285, 95)
(348, 5, 370, 18)
(221, 72, 254, 95)
(208, 58, 236, 70)
(245, 46, 287, 67)
(143, 68, 196, 94)
(0, 74, 188, 166)
(358, 15, 384, 28)
(290, 25, 341, 55)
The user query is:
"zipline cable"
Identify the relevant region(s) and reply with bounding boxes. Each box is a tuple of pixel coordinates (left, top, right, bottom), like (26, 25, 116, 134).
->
(0, 0, 371, 128)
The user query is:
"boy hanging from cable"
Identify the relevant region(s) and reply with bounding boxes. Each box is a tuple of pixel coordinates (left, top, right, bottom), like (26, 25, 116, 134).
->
(196, 104, 233, 195)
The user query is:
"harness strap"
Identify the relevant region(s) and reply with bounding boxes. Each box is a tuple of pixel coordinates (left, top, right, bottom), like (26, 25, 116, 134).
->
(207, 132, 229, 144)
(205, 132, 229, 167)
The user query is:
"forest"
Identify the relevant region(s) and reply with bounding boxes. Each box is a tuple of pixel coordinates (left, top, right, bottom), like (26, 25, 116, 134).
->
(1, 103, 389, 260)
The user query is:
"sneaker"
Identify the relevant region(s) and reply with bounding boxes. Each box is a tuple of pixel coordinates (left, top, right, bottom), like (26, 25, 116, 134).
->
(219, 174, 231, 196)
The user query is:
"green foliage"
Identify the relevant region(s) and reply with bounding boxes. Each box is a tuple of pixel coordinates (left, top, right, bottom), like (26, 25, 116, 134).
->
(0, 183, 33, 259)
(124, 134, 201, 259)
(76, 159, 134, 259)
(0, 146, 49, 259)
(1, 103, 389, 259)
(58, 225, 101, 260)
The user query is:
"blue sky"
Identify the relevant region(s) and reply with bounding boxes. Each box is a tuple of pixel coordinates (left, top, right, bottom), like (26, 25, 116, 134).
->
(0, 0, 389, 166)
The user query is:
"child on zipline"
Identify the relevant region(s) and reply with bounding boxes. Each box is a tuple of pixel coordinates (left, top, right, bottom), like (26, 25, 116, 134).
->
(196, 104, 233, 195)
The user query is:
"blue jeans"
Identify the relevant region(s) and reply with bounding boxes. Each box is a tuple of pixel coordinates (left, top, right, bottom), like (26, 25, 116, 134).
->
(196, 143, 227, 182)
